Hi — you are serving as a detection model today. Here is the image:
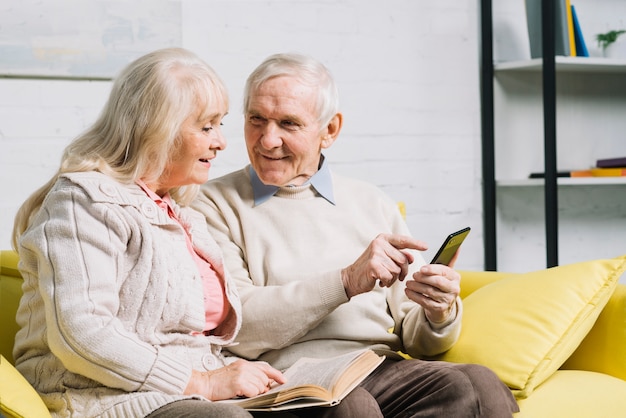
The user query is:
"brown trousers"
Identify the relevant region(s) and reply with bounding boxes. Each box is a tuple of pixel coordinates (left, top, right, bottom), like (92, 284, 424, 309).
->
(145, 399, 253, 418)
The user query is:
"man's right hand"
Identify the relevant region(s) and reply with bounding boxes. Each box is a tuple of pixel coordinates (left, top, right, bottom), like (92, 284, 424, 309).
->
(340, 234, 428, 298)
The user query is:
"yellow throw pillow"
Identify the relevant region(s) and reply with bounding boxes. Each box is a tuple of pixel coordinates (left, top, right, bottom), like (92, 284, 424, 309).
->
(433, 255, 626, 399)
(0, 355, 51, 418)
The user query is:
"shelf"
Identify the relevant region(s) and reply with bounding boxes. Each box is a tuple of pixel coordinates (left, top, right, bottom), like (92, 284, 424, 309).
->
(498, 177, 626, 187)
(482, 0, 626, 271)
(494, 56, 626, 73)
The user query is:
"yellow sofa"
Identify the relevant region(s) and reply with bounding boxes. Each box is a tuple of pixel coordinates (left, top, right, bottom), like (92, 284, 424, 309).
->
(455, 266, 626, 417)
(2, 249, 626, 417)
(1, 250, 51, 418)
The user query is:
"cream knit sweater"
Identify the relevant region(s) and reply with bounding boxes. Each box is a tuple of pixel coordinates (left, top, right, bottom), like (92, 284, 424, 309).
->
(14, 171, 242, 418)
(194, 166, 461, 371)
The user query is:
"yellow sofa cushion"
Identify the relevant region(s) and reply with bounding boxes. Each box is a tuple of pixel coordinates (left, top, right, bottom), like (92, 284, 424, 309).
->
(458, 270, 519, 299)
(514, 370, 626, 417)
(432, 255, 626, 399)
(0, 355, 51, 418)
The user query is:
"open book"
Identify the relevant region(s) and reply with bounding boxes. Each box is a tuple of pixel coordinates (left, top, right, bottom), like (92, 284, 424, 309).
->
(220, 349, 384, 411)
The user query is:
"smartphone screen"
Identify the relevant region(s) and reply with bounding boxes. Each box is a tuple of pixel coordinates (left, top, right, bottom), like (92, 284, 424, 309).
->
(430, 227, 471, 266)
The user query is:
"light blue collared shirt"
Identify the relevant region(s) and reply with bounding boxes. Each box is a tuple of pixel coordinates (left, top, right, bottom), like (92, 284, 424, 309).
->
(250, 154, 335, 206)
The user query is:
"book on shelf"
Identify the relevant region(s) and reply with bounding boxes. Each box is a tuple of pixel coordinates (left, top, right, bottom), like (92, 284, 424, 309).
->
(571, 4, 589, 57)
(591, 167, 626, 177)
(529, 170, 591, 178)
(565, 0, 577, 56)
(529, 167, 626, 178)
(529, 171, 571, 178)
(596, 156, 626, 168)
(525, 0, 571, 58)
(218, 349, 384, 412)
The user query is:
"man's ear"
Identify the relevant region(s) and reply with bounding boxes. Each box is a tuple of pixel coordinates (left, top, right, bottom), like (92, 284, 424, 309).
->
(321, 113, 343, 149)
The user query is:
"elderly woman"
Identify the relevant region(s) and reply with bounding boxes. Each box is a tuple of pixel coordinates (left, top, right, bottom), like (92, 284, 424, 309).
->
(11, 48, 283, 418)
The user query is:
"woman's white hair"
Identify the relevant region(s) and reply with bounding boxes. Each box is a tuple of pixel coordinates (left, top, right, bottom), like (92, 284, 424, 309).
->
(13, 47, 228, 248)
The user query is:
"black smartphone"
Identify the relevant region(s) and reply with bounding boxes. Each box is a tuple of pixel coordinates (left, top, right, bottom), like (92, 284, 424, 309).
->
(430, 227, 471, 266)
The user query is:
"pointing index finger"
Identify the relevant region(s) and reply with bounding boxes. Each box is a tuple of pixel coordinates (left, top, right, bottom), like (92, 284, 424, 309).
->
(387, 235, 428, 252)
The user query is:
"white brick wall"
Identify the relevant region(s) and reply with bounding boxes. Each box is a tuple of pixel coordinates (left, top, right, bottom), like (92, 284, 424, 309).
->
(0, 78, 113, 245)
(0, 0, 485, 270)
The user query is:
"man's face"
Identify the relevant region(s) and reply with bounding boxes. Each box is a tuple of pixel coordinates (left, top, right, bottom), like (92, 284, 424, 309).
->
(244, 75, 328, 187)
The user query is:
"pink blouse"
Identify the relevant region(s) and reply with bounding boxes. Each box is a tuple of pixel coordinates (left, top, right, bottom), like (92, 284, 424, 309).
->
(136, 181, 229, 333)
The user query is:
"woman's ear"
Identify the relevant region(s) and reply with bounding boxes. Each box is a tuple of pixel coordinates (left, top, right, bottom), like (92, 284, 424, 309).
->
(321, 113, 343, 149)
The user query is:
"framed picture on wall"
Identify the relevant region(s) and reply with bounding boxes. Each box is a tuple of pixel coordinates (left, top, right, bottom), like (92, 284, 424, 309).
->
(0, 0, 181, 79)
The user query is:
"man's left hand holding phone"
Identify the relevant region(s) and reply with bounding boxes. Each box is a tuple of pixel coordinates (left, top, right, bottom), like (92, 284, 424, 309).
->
(404, 227, 470, 323)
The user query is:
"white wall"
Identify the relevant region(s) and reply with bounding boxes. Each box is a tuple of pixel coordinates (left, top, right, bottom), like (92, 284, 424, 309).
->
(1, 0, 482, 271)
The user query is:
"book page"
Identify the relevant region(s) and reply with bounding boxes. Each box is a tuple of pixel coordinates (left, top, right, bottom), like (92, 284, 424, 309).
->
(276, 349, 368, 391)
(218, 349, 383, 411)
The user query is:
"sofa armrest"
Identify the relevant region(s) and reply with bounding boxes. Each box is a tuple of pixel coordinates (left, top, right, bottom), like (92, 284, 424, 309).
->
(0, 249, 20, 277)
(1, 250, 23, 364)
(561, 284, 626, 381)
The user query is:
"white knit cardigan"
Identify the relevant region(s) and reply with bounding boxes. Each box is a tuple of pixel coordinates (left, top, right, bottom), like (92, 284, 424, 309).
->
(14, 171, 242, 418)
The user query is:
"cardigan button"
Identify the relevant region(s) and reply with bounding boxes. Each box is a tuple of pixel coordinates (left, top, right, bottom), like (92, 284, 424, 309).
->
(202, 353, 217, 370)
(141, 202, 157, 218)
(99, 184, 117, 197)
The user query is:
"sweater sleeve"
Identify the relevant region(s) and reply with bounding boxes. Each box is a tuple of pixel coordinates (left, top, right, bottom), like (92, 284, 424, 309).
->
(383, 200, 463, 357)
(193, 190, 350, 361)
(17, 183, 191, 394)
(396, 294, 463, 358)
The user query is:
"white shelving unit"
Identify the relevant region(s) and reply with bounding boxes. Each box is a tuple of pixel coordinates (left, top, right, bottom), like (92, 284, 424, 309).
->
(481, 0, 626, 273)
(494, 58, 626, 185)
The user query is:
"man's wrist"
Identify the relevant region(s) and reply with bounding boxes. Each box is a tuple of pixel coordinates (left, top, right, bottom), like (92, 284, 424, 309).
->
(340, 267, 355, 299)
(425, 300, 457, 328)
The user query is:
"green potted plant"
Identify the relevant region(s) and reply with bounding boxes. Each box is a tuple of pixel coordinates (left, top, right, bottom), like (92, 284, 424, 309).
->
(596, 30, 626, 57)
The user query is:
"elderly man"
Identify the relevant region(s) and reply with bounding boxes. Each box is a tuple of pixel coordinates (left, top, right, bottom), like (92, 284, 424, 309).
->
(193, 53, 518, 417)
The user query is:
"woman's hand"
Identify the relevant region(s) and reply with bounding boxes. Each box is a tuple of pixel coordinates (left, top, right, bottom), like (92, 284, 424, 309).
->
(184, 359, 286, 401)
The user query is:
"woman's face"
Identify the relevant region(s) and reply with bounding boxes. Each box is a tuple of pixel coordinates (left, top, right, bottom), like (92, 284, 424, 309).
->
(154, 105, 227, 196)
